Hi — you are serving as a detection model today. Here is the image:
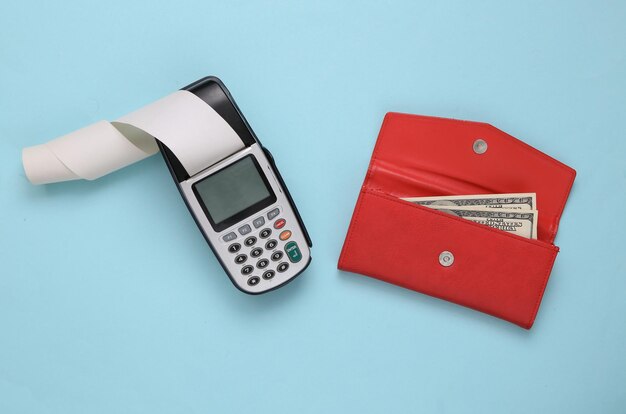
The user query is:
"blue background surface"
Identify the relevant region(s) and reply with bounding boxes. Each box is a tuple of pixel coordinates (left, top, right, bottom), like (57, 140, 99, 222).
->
(1, 1, 625, 412)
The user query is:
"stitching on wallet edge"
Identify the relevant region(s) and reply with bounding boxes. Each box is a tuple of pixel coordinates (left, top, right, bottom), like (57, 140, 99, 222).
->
(550, 169, 576, 244)
(339, 113, 394, 268)
(338, 188, 369, 269)
(527, 247, 559, 328)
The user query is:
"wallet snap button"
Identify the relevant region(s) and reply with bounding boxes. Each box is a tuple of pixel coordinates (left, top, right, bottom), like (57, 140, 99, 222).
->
(439, 251, 454, 267)
(473, 139, 488, 154)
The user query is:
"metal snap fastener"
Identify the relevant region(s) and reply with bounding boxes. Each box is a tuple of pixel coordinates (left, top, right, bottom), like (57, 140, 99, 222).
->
(473, 139, 488, 154)
(439, 251, 454, 267)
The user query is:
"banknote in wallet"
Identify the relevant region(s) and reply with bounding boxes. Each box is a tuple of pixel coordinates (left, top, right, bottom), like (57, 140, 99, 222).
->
(401, 193, 538, 239)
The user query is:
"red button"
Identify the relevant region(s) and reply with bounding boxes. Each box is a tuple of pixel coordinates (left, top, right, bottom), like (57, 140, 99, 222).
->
(274, 218, 286, 229)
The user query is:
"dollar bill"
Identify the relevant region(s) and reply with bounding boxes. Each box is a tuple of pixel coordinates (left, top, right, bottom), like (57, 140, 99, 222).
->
(433, 207, 538, 239)
(401, 193, 536, 211)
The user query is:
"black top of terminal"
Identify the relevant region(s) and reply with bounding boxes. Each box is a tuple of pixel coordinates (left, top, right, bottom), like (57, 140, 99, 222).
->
(158, 76, 257, 182)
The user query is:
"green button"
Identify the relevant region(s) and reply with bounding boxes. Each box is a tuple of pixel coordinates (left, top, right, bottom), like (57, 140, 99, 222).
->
(284, 241, 302, 263)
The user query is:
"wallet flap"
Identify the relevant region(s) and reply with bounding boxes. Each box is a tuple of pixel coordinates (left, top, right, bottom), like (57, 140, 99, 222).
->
(365, 113, 576, 243)
(338, 189, 559, 329)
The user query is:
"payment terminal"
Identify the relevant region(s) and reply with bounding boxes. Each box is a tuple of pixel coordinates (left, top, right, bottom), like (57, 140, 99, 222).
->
(157, 77, 312, 294)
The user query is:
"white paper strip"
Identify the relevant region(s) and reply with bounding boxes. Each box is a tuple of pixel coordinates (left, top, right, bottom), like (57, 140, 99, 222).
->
(22, 90, 245, 185)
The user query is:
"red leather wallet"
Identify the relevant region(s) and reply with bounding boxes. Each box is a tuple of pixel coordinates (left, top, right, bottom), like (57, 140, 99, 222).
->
(338, 113, 576, 329)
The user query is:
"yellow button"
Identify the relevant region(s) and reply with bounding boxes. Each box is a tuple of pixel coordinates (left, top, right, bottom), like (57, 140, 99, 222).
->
(279, 230, 292, 241)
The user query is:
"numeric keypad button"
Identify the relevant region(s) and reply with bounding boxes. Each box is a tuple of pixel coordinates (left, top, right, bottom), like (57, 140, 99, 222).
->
(235, 254, 247, 264)
(271, 251, 283, 261)
(244, 236, 257, 247)
(256, 259, 269, 269)
(259, 228, 272, 239)
(262, 270, 275, 280)
(228, 243, 241, 253)
(265, 239, 278, 250)
(241, 265, 254, 275)
(277, 262, 289, 273)
(247, 276, 260, 286)
(250, 247, 263, 258)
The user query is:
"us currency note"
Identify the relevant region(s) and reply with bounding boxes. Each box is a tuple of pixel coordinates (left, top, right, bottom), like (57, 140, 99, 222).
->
(433, 207, 538, 239)
(401, 193, 536, 211)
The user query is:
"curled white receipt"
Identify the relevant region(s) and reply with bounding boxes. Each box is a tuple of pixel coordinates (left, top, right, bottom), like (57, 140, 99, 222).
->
(22, 90, 245, 185)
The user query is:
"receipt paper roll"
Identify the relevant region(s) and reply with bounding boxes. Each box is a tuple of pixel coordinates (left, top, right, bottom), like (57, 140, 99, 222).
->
(22, 90, 245, 185)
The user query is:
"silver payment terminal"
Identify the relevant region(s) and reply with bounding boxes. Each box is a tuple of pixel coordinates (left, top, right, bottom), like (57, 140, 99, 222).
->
(157, 76, 312, 294)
